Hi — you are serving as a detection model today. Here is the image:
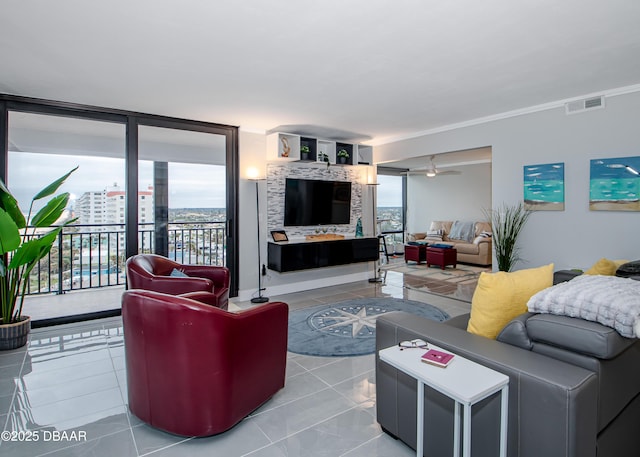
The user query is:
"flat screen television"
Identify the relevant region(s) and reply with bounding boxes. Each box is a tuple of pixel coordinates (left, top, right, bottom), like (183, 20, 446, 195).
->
(284, 178, 352, 226)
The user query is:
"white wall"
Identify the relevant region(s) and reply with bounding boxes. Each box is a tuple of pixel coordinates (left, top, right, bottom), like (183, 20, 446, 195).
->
(376, 91, 640, 271)
(406, 162, 492, 232)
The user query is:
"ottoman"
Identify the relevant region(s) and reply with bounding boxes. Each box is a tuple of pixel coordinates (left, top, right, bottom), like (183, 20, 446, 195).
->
(404, 244, 427, 264)
(427, 246, 457, 270)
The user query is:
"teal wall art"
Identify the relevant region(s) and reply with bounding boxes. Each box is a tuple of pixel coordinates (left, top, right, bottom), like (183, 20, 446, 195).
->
(523, 162, 565, 211)
(590, 156, 640, 211)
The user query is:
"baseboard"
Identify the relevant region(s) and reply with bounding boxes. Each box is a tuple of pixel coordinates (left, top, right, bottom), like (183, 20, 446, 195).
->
(236, 271, 371, 302)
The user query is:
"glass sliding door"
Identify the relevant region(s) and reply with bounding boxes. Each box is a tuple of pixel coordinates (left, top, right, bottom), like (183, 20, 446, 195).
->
(1, 93, 240, 325)
(376, 172, 407, 255)
(7, 111, 126, 322)
(138, 125, 228, 268)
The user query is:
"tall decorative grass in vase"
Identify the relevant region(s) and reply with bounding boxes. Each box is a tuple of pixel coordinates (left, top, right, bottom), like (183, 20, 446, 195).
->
(486, 202, 531, 272)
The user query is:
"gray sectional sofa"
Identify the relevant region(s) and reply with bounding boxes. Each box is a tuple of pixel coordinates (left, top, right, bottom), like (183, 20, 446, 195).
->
(376, 310, 640, 456)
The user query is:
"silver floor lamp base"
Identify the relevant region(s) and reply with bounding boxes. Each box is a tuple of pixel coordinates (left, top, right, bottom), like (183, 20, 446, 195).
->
(368, 261, 383, 283)
(367, 182, 383, 283)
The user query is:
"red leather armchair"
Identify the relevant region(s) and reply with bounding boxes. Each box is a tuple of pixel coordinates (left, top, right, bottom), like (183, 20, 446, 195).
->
(125, 254, 230, 310)
(122, 289, 289, 437)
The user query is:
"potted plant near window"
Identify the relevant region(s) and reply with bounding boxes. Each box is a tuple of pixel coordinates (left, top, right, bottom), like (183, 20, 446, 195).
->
(300, 145, 310, 161)
(0, 167, 77, 350)
(337, 149, 350, 164)
(485, 202, 531, 272)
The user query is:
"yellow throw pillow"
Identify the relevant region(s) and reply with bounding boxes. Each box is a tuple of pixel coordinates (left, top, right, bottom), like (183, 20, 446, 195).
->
(467, 263, 554, 339)
(584, 258, 628, 276)
(614, 259, 629, 268)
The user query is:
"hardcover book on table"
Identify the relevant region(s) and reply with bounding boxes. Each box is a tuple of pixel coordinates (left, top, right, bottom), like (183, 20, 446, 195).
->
(421, 349, 455, 368)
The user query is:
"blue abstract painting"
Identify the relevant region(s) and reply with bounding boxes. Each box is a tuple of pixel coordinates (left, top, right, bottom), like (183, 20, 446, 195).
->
(590, 156, 640, 211)
(523, 163, 565, 211)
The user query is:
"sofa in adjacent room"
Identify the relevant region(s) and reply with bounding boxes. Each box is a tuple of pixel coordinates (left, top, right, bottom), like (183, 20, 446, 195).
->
(376, 297, 640, 456)
(407, 220, 492, 266)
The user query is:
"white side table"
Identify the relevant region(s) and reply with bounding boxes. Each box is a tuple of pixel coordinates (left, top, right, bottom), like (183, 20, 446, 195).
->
(379, 345, 509, 457)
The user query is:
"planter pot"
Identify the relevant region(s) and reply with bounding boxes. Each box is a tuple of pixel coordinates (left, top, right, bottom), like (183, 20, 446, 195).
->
(301, 152, 309, 160)
(338, 157, 347, 164)
(0, 316, 31, 350)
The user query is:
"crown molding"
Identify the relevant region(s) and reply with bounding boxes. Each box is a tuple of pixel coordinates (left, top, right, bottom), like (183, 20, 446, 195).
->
(370, 83, 640, 147)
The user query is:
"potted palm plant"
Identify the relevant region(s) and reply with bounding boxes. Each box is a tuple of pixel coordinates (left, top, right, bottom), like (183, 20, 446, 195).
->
(485, 202, 531, 272)
(0, 167, 77, 350)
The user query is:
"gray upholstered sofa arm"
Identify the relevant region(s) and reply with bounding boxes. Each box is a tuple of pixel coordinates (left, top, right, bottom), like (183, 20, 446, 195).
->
(376, 311, 599, 457)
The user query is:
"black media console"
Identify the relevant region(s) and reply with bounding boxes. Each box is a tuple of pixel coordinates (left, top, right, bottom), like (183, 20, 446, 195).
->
(267, 237, 379, 272)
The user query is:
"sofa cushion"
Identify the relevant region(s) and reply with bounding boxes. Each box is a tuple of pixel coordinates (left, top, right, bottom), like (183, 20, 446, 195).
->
(584, 258, 627, 276)
(425, 229, 443, 242)
(170, 268, 189, 277)
(473, 235, 491, 245)
(453, 242, 479, 255)
(527, 274, 640, 338)
(497, 312, 535, 350)
(526, 313, 635, 359)
(475, 221, 492, 236)
(430, 221, 453, 239)
(448, 220, 476, 242)
(408, 232, 427, 241)
(616, 260, 640, 278)
(467, 263, 554, 339)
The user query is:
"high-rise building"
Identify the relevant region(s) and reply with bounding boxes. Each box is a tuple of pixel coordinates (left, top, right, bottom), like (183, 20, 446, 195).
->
(77, 183, 154, 228)
(76, 191, 106, 226)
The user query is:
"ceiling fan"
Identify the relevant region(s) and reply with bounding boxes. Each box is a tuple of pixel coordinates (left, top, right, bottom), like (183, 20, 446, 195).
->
(403, 155, 462, 178)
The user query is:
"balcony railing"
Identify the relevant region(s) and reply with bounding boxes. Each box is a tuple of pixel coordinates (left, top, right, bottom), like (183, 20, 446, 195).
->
(24, 221, 226, 296)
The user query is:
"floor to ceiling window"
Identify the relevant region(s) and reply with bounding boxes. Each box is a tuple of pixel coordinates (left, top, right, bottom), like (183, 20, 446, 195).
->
(138, 125, 228, 267)
(376, 169, 406, 255)
(7, 111, 127, 322)
(1, 95, 239, 326)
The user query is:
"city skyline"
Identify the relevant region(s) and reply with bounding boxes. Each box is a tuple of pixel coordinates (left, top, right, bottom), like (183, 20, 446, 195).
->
(8, 152, 227, 211)
(9, 152, 402, 217)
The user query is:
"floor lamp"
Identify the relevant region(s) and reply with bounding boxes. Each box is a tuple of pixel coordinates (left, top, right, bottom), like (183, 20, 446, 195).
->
(367, 182, 383, 283)
(249, 176, 269, 303)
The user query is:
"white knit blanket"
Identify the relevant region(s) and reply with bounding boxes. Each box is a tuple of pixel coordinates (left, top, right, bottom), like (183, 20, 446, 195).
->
(527, 275, 640, 338)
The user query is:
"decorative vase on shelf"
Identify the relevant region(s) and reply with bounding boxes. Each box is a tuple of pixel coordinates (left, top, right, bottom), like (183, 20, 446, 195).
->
(280, 137, 290, 157)
(355, 217, 363, 237)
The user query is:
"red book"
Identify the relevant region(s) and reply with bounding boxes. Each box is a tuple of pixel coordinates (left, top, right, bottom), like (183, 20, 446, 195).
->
(421, 349, 455, 368)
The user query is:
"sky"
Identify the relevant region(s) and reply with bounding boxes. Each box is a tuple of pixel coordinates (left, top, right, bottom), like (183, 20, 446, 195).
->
(8, 152, 227, 211)
(376, 174, 403, 207)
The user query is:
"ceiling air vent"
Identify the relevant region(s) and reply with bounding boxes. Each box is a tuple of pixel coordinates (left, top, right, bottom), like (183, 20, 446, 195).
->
(565, 96, 605, 115)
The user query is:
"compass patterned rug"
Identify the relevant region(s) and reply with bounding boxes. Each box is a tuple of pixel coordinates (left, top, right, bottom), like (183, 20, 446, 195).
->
(287, 298, 449, 357)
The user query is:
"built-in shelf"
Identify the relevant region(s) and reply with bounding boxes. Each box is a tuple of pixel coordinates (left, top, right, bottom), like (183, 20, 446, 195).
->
(267, 132, 372, 165)
(299, 137, 317, 162)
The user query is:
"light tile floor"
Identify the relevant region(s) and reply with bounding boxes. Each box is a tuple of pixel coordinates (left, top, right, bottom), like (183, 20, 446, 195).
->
(0, 270, 471, 457)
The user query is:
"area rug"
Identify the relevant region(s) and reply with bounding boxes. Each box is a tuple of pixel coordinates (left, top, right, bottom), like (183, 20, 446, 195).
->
(381, 262, 489, 280)
(381, 263, 490, 302)
(288, 298, 449, 357)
